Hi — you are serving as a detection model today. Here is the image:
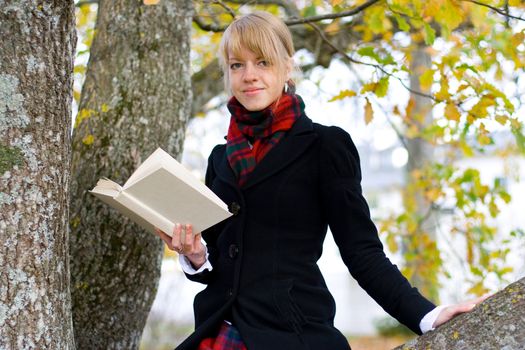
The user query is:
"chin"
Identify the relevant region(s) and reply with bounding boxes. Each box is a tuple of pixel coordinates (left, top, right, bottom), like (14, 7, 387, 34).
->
(241, 100, 271, 112)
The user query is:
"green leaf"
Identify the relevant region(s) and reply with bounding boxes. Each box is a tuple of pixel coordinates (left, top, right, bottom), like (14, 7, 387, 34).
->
(423, 22, 436, 45)
(357, 46, 381, 62)
(375, 77, 389, 98)
(303, 5, 317, 17)
(394, 13, 410, 32)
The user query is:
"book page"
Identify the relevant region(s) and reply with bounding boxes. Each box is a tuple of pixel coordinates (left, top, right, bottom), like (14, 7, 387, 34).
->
(90, 178, 122, 197)
(123, 167, 231, 234)
(124, 148, 166, 188)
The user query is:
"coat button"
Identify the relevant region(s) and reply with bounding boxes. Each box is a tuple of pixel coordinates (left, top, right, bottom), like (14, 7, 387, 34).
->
(229, 202, 241, 216)
(228, 244, 239, 259)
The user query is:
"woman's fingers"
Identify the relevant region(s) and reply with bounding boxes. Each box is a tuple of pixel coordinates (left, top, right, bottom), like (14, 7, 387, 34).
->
(172, 223, 183, 253)
(433, 293, 492, 328)
(156, 224, 200, 255)
(154, 227, 173, 248)
(193, 231, 202, 247)
(184, 224, 193, 249)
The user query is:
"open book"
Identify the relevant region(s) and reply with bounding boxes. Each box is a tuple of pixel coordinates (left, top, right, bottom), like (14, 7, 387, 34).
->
(90, 147, 232, 236)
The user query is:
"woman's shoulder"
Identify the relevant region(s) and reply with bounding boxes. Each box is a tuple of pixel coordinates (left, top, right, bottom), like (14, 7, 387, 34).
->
(311, 122, 355, 143)
(311, 123, 357, 151)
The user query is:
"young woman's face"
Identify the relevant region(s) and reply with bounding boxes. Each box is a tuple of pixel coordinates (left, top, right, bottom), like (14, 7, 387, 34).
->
(227, 46, 287, 111)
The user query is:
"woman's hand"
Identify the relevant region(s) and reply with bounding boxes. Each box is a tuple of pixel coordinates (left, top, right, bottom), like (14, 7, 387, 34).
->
(433, 294, 491, 328)
(154, 224, 207, 269)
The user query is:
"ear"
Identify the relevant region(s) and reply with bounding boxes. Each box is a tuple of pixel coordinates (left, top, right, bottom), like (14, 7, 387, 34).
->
(285, 57, 293, 81)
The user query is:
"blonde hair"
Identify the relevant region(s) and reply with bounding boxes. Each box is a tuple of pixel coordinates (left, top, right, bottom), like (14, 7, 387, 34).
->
(218, 11, 297, 93)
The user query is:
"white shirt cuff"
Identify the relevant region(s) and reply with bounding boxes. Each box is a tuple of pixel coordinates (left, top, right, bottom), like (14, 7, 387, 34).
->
(420, 305, 448, 333)
(178, 245, 213, 275)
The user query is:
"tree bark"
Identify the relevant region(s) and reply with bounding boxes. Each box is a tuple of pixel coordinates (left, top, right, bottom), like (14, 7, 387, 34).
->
(403, 45, 439, 300)
(393, 276, 525, 350)
(0, 1, 76, 349)
(69, 0, 192, 348)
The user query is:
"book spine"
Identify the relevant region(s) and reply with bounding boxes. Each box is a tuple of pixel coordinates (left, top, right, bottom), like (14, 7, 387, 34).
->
(116, 191, 174, 236)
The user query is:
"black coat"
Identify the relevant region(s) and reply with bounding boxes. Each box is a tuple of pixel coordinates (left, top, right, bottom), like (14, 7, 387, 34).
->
(175, 114, 435, 350)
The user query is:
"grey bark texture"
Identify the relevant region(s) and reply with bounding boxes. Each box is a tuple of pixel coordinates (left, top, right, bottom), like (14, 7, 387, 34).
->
(69, 0, 192, 348)
(393, 276, 525, 350)
(0, 1, 76, 349)
(403, 45, 438, 300)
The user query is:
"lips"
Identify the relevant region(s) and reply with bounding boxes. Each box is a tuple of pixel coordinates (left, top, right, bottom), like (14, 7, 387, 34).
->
(243, 88, 264, 95)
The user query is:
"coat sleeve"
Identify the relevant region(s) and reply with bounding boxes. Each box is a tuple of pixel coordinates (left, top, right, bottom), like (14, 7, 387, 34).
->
(183, 145, 223, 284)
(318, 126, 435, 335)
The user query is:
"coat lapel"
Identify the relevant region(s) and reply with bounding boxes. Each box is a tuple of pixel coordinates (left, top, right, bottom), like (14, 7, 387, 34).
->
(242, 115, 317, 190)
(214, 147, 238, 189)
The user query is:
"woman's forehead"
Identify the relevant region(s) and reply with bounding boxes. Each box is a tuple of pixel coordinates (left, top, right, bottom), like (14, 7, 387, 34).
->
(227, 46, 262, 60)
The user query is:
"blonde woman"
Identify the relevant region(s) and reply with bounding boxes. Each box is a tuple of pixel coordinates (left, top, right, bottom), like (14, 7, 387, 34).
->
(155, 11, 487, 350)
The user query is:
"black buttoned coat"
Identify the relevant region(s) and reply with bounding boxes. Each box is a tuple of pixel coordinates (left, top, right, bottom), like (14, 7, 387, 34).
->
(175, 114, 435, 350)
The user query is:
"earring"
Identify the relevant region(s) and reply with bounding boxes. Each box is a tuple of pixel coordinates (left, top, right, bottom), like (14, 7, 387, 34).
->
(284, 81, 289, 94)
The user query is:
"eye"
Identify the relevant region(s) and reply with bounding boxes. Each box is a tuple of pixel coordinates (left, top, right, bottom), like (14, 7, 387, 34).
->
(258, 60, 270, 67)
(230, 63, 242, 70)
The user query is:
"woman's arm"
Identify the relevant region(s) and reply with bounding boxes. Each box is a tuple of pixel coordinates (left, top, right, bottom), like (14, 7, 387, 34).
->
(318, 126, 435, 334)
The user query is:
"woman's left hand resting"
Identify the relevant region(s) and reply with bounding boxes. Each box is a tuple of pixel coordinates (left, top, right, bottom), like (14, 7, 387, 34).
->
(154, 223, 207, 270)
(433, 294, 491, 328)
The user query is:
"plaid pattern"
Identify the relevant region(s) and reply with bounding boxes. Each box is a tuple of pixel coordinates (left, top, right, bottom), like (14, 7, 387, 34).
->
(226, 93, 304, 187)
(197, 322, 247, 350)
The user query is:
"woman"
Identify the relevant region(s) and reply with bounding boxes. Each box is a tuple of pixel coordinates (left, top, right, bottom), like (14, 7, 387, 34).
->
(155, 11, 486, 350)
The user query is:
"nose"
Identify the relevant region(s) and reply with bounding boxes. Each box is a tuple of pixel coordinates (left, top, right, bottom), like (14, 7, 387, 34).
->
(242, 63, 257, 82)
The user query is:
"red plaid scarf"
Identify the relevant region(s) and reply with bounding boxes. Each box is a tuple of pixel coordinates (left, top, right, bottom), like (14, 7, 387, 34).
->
(226, 93, 304, 187)
(198, 322, 247, 350)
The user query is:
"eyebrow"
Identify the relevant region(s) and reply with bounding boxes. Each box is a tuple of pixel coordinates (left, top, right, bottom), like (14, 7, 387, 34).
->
(228, 56, 264, 61)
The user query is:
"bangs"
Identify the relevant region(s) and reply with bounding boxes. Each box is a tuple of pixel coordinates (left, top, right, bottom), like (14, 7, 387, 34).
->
(225, 23, 283, 68)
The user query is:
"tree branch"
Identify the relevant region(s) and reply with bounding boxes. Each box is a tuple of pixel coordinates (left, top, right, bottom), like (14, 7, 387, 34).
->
(76, 0, 98, 7)
(194, 0, 382, 32)
(285, 0, 382, 26)
(306, 21, 436, 102)
(193, 15, 226, 32)
(225, 0, 300, 18)
(463, 0, 525, 22)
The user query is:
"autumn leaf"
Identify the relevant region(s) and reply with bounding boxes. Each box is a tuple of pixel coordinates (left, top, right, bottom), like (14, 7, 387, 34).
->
(423, 22, 436, 45)
(364, 98, 374, 125)
(329, 89, 357, 102)
(445, 102, 461, 122)
(419, 69, 434, 91)
(143, 0, 160, 4)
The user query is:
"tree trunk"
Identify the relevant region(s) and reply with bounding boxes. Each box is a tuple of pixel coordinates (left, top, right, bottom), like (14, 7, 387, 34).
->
(0, 1, 76, 349)
(393, 276, 525, 350)
(403, 45, 439, 300)
(69, 0, 192, 348)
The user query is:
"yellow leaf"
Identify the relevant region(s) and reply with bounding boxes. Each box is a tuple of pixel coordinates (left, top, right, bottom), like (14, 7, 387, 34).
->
(435, 76, 450, 101)
(364, 98, 374, 125)
(419, 69, 434, 91)
(425, 188, 441, 201)
(452, 331, 459, 340)
(82, 134, 94, 145)
(143, 0, 160, 4)
(361, 82, 376, 94)
(375, 77, 389, 98)
(328, 89, 357, 102)
(325, 19, 340, 33)
(445, 103, 461, 122)
(331, 0, 344, 5)
(495, 115, 508, 125)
